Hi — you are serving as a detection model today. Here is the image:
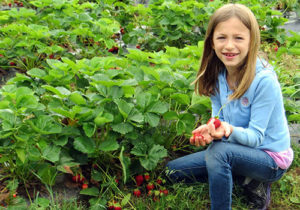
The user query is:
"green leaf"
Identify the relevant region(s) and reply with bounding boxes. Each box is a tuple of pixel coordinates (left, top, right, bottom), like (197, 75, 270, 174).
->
(139, 144, 167, 171)
(136, 92, 152, 110)
(176, 120, 186, 135)
(80, 187, 99, 196)
(111, 122, 133, 134)
(288, 114, 300, 122)
(35, 198, 50, 208)
(27, 68, 47, 78)
(99, 139, 119, 152)
(144, 112, 160, 127)
(108, 86, 124, 99)
(42, 85, 70, 98)
(27, 115, 62, 134)
(16, 148, 26, 163)
(94, 113, 114, 126)
(130, 142, 148, 157)
(171, 93, 190, 105)
(114, 99, 133, 119)
(121, 194, 131, 206)
(69, 92, 86, 105)
(37, 164, 57, 186)
(16, 95, 39, 109)
(147, 101, 169, 114)
(42, 145, 61, 163)
(73, 137, 96, 154)
(163, 111, 178, 120)
(128, 108, 144, 123)
(119, 146, 131, 184)
(83, 123, 96, 137)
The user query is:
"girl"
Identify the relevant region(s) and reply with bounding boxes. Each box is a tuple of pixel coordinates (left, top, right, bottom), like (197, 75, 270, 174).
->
(166, 3, 293, 210)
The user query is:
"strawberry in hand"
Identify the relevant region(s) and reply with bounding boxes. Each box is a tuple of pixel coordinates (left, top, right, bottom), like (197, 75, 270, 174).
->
(207, 117, 221, 129)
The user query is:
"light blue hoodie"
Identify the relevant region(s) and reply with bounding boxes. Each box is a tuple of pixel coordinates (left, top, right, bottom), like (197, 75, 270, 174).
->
(210, 58, 291, 152)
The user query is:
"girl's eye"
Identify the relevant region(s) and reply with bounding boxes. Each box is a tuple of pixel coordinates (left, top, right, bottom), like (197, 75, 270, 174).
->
(217, 37, 225, 39)
(236, 37, 243, 40)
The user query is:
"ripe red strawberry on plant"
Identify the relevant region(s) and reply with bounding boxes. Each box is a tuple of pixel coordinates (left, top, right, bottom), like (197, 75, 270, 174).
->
(144, 173, 150, 181)
(9, 62, 16, 66)
(72, 174, 85, 183)
(133, 188, 141, 197)
(115, 179, 119, 185)
(156, 178, 162, 185)
(207, 118, 221, 129)
(108, 46, 119, 53)
(146, 183, 155, 191)
(135, 175, 144, 186)
(82, 183, 88, 189)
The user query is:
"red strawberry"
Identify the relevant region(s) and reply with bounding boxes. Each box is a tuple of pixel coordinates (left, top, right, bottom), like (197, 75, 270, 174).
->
(120, 28, 125, 34)
(82, 183, 88, 189)
(133, 188, 141, 197)
(207, 118, 221, 129)
(108, 46, 119, 53)
(135, 175, 144, 186)
(9, 62, 16, 66)
(115, 179, 119, 185)
(136, 45, 141, 49)
(72, 174, 85, 183)
(144, 173, 150, 181)
(274, 47, 278, 52)
(0, 54, 3, 57)
(146, 183, 155, 191)
(8, 3, 12, 7)
(49, 54, 55, 59)
(156, 178, 162, 185)
(13, 193, 17, 198)
(163, 189, 168, 195)
(114, 207, 122, 210)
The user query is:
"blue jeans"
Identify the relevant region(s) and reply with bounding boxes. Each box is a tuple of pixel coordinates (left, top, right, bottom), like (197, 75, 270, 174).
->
(165, 141, 286, 210)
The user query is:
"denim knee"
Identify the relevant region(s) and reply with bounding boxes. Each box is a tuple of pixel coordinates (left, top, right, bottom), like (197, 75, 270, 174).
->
(205, 142, 232, 170)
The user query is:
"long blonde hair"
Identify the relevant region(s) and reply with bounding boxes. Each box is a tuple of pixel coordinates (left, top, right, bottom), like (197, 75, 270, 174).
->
(194, 4, 260, 100)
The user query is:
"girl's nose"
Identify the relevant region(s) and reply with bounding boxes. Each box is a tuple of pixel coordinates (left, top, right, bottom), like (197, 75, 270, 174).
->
(225, 39, 234, 50)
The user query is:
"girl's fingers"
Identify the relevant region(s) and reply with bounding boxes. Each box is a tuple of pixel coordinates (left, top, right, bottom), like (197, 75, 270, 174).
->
(190, 136, 195, 145)
(192, 124, 207, 134)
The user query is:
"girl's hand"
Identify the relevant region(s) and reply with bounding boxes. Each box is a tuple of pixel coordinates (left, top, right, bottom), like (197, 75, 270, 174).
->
(190, 124, 214, 147)
(190, 120, 233, 147)
(207, 119, 233, 139)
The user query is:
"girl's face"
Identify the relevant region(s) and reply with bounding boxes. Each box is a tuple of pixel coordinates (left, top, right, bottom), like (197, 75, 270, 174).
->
(212, 17, 250, 73)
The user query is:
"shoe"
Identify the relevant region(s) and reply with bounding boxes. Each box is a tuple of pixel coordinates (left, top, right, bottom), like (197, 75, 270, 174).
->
(243, 179, 271, 210)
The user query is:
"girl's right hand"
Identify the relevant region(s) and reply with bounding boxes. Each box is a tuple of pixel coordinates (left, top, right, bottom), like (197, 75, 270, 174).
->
(190, 124, 214, 147)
